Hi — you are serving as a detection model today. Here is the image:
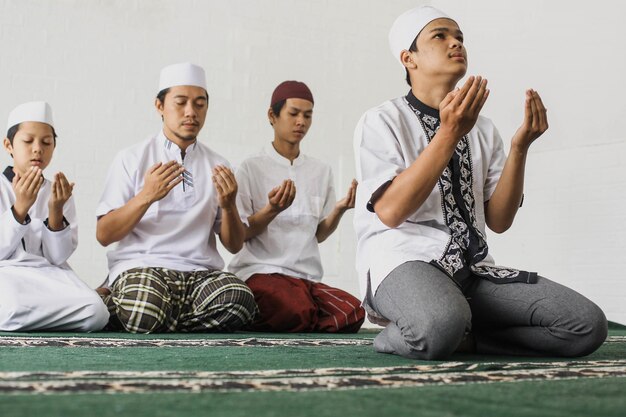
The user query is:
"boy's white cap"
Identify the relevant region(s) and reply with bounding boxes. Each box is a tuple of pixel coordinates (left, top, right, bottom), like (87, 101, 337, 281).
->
(389, 6, 452, 64)
(7, 101, 54, 132)
(158, 62, 207, 92)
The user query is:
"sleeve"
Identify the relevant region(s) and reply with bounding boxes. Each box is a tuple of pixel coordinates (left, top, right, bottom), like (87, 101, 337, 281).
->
(320, 167, 336, 221)
(0, 207, 29, 261)
(354, 111, 407, 213)
(41, 196, 78, 265)
(95, 151, 137, 218)
(483, 123, 507, 202)
(234, 162, 253, 227)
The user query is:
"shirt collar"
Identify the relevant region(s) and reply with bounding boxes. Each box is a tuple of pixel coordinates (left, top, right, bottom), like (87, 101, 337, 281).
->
(159, 130, 198, 155)
(3, 166, 14, 182)
(406, 90, 440, 119)
(265, 143, 304, 167)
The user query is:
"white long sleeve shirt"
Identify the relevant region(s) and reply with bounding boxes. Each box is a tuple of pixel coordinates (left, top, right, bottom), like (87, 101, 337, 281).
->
(0, 166, 77, 269)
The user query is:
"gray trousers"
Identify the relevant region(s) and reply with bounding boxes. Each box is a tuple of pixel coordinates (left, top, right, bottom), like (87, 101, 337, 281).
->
(370, 261, 607, 360)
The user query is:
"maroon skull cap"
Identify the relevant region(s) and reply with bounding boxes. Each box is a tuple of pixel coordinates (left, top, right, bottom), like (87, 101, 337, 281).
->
(270, 81, 314, 106)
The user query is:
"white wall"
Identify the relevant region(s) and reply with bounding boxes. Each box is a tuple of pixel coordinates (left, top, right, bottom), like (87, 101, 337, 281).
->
(1, 0, 624, 324)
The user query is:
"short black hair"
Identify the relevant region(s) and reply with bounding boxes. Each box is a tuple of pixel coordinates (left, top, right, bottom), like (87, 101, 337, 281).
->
(270, 99, 286, 120)
(405, 36, 418, 87)
(6, 123, 57, 146)
(156, 87, 209, 103)
(156, 88, 170, 104)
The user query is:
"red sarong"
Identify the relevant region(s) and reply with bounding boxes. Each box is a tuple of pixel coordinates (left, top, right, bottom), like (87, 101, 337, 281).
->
(246, 273, 365, 333)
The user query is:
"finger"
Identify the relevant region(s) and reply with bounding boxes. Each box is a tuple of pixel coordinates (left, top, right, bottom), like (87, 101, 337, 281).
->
(523, 90, 532, 126)
(33, 175, 44, 195)
(349, 183, 357, 204)
(51, 177, 58, 199)
(452, 76, 475, 105)
(212, 175, 225, 196)
(528, 91, 540, 130)
(461, 76, 483, 109)
(164, 165, 185, 184)
(439, 89, 458, 110)
(268, 185, 281, 201)
(532, 90, 548, 130)
(165, 177, 183, 193)
(27, 169, 43, 193)
(348, 190, 356, 207)
(147, 162, 163, 175)
(212, 165, 227, 176)
(216, 168, 236, 190)
(159, 161, 182, 178)
(469, 78, 488, 113)
(57, 173, 69, 197)
(288, 182, 297, 203)
(477, 88, 490, 113)
(270, 185, 285, 204)
(278, 181, 293, 206)
(20, 167, 36, 188)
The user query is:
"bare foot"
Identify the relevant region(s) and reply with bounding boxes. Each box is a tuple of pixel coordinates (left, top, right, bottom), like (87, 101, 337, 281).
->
(455, 332, 476, 353)
(95, 287, 111, 298)
(367, 313, 391, 327)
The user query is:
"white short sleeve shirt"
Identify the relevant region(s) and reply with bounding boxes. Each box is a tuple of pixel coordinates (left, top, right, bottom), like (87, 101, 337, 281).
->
(96, 131, 233, 285)
(353, 97, 507, 298)
(228, 145, 335, 281)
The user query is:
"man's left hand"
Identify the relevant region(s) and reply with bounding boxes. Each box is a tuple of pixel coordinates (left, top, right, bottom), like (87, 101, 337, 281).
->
(212, 165, 238, 210)
(512, 89, 548, 151)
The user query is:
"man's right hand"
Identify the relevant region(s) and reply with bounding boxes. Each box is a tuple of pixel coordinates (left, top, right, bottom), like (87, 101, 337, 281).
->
(12, 167, 44, 223)
(267, 179, 296, 214)
(439, 75, 489, 142)
(138, 161, 184, 205)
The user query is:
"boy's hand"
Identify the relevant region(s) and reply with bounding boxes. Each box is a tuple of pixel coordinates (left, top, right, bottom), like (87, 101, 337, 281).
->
(138, 161, 184, 205)
(11, 167, 44, 223)
(336, 179, 357, 212)
(48, 172, 75, 211)
(511, 89, 548, 151)
(47, 172, 75, 231)
(212, 165, 238, 211)
(439, 76, 489, 142)
(267, 179, 296, 214)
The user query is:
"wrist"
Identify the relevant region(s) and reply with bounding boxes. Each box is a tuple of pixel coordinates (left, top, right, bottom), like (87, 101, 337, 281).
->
(433, 125, 462, 150)
(510, 140, 530, 156)
(264, 203, 281, 217)
(220, 201, 238, 213)
(11, 205, 28, 224)
(135, 190, 155, 207)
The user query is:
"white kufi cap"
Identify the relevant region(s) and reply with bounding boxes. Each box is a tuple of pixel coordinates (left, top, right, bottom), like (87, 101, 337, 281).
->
(388, 6, 452, 64)
(158, 62, 207, 92)
(7, 101, 54, 132)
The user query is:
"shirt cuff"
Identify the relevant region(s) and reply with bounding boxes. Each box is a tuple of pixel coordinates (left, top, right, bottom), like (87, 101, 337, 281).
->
(44, 216, 70, 231)
(11, 207, 31, 225)
(366, 179, 394, 213)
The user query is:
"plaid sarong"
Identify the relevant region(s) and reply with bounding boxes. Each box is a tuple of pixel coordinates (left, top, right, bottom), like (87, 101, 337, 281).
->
(103, 268, 258, 333)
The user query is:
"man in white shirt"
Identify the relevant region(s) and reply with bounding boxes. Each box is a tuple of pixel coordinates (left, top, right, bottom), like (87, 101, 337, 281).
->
(1, 101, 108, 331)
(96, 63, 257, 333)
(354, 6, 607, 359)
(229, 81, 364, 332)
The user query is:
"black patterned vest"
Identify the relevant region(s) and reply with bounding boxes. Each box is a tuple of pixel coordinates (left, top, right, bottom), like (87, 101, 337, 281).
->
(405, 91, 537, 284)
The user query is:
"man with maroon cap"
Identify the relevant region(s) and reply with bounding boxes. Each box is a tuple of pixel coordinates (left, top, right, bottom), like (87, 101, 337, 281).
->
(228, 80, 365, 332)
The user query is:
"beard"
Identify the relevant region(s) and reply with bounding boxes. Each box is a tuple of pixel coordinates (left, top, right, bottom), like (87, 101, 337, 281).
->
(173, 130, 197, 142)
